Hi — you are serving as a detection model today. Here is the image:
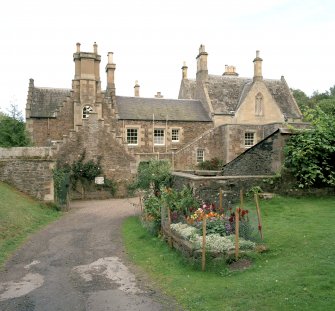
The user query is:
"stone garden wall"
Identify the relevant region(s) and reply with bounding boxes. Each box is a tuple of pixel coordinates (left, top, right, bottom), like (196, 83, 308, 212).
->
(0, 147, 55, 201)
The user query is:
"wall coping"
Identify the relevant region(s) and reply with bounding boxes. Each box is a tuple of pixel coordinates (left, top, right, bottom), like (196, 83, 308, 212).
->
(172, 171, 275, 181)
(0, 147, 55, 159)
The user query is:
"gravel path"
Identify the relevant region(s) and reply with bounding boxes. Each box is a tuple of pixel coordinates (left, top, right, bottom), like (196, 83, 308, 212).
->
(0, 198, 182, 311)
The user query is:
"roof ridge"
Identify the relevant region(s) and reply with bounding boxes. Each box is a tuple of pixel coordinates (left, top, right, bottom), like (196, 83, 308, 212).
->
(34, 86, 71, 91)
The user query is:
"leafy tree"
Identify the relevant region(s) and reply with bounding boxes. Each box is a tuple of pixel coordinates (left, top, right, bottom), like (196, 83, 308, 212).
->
(292, 89, 311, 113)
(0, 104, 30, 147)
(284, 109, 335, 188)
(292, 85, 335, 116)
(133, 159, 172, 195)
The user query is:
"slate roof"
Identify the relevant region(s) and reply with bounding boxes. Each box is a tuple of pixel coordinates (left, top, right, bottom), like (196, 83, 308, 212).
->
(207, 75, 251, 114)
(30, 87, 71, 118)
(183, 75, 301, 119)
(115, 96, 211, 122)
(264, 79, 301, 119)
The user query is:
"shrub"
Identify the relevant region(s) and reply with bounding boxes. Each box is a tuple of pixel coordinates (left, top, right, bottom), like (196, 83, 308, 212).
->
(197, 157, 224, 170)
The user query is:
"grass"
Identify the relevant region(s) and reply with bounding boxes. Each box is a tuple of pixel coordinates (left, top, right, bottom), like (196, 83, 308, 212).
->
(122, 195, 335, 311)
(0, 182, 61, 267)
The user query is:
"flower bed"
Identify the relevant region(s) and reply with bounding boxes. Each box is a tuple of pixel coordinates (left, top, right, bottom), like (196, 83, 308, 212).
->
(165, 222, 256, 258)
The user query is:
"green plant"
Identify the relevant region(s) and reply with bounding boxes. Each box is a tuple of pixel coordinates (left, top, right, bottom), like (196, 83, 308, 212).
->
(247, 185, 263, 196)
(161, 186, 200, 216)
(197, 157, 224, 170)
(132, 160, 172, 195)
(103, 178, 117, 195)
(205, 218, 227, 236)
(71, 153, 102, 186)
(284, 109, 335, 188)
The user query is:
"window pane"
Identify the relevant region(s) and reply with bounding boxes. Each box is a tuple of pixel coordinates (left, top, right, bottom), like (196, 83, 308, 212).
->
(196, 149, 204, 163)
(172, 129, 179, 142)
(82, 105, 93, 119)
(154, 129, 165, 145)
(245, 132, 254, 147)
(127, 128, 138, 145)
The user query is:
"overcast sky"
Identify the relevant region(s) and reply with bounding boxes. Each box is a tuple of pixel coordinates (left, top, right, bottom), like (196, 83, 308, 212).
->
(1, 0, 334, 115)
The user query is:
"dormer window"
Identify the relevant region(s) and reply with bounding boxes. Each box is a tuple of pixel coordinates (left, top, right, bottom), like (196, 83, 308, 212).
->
(82, 105, 93, 119)
(255, 93, 264, 116)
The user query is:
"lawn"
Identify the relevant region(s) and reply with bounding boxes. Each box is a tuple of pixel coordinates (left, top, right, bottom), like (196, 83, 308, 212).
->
(0, 182, 61, 266)
(122, 195, 335, 311)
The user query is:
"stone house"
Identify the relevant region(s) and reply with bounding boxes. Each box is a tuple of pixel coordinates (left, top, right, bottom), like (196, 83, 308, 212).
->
(25, 42, 303, 195)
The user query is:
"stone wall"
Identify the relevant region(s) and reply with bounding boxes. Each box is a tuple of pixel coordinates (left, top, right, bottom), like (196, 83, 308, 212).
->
(222, 129, 291, 176)
(174, 123, 286, 170)
(172, 172, 274, 208)
(118, 119, 212, 154)
(0, 147, 55, 201)
(55, 113, 137, 197)
(26, 97, 74, 146)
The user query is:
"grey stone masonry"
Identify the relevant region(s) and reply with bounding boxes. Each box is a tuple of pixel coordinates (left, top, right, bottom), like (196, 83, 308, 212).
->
(0, 147, 55, 201)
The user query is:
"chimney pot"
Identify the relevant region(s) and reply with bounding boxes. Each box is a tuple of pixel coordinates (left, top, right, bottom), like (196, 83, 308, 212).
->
(134, 80, 140, 97)
(93, 42, 98, 54)
(181, 61, 188, 80)
(253, 50, 263, 81)
(76, 42, 81, 53)
(107, 52, 114, 64)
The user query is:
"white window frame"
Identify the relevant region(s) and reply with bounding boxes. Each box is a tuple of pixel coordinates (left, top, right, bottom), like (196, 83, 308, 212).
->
(126, 128, 138, 145)
(82, 105, 93, 119)
(154, 129, 165, 145)
(171, 128, 180, 142)
(244, 132, 255, 148)
(196, 149, 205, 163)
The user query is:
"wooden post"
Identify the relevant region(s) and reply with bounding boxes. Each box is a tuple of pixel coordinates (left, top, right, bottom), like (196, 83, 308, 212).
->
(219, 188, 223, 212)
(235, 207, 240, 260)
(139, 195, 143, 212)
(202, 216, 207, 271)
(254, 194, 264, 240)
(167, 207, 173, 248)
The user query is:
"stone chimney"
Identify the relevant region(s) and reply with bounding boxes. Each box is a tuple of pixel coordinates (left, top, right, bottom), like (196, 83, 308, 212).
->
(105, 52, 116, 90)
(223, 65, 238, 76)
(182, 61, 188, 80)
(253, 50, 263, 81)
(134, 80, 140, 97)
(196, 44, 208, 81)
(154, 91, 163, 98)
(72, 42, 102, 126)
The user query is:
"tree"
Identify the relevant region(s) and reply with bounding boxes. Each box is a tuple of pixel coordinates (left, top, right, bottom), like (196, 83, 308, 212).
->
(0, 104, 30, 147)
(133, 160, 172, 195)
(284, 109, 335, 188)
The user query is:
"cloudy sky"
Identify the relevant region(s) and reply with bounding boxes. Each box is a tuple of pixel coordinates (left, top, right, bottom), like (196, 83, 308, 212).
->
(0, 0, 334, 115)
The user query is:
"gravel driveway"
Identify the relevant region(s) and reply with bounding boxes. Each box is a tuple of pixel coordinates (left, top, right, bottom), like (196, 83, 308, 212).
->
(0, 198, 182, 311)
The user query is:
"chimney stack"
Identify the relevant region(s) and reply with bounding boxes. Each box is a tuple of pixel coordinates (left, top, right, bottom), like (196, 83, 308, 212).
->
(182, 61, 188, 80)
(105, 52, 116, 90)
(253, 50, 263, 81)
(223, 65, 238, 76)
(196, 44, 208, 81)
(76, 42, 81, 53)
(134, 80, 140, 97)
(93, 42, 98, 54)
(154, 91, 163, 98)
